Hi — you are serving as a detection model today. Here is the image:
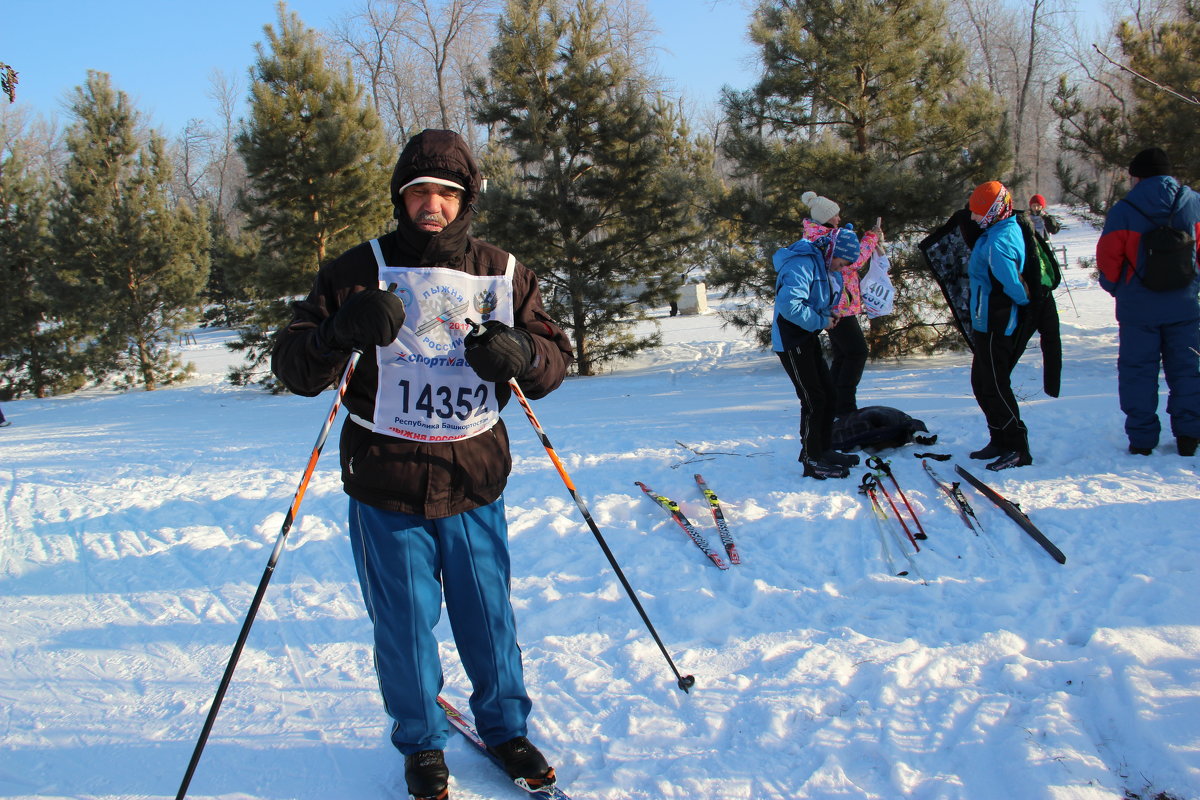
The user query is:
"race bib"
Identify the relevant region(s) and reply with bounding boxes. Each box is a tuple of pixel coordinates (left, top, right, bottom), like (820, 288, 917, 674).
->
(359, 239, 515, 442)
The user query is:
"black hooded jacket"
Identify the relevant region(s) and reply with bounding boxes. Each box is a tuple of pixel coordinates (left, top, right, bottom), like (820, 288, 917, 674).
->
(272, 129, 574, 518)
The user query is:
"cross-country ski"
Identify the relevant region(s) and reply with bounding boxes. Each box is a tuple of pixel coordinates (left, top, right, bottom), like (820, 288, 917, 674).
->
(954, 465, 1066, 564)
(636, 481, 729, 569)
(694, 473, 741, 564)
(439, 697, 572, 799)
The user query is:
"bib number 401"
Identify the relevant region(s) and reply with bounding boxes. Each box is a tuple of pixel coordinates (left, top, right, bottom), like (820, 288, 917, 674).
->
(397, 379, 490, 421)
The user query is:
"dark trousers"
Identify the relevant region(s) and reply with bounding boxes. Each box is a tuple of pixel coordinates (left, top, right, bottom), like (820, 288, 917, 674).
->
(827, 315, 868, 416)
(779, 331, 835, 458)
(970, 328, 1030, 453)
(1118, 317, 1200, 448)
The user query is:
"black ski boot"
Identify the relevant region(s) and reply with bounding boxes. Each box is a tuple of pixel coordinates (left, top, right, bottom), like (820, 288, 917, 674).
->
(969, 442, 1004, 460)
(405, 750, 450, 800)
(1178, 435, 1198, 456)
(486, 736, 556, 791)
(821, 449, 860, 467)
(986, 450, 1032, 471)
(802, 455, 850, 480)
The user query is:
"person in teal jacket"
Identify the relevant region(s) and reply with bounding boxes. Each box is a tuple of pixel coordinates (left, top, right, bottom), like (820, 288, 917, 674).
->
(772, 227, 862, 479)
(966, 180, 1033, 470)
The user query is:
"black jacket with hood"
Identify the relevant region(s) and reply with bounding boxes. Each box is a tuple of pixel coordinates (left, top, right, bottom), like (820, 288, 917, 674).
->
(272, 129, 574, 518)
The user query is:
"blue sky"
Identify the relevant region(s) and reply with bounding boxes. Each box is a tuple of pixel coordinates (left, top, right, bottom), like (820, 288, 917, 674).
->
(2, 0, 758, 134)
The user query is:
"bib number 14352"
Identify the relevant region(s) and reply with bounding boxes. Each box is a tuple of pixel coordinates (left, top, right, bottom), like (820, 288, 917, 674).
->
(396, 379, 490, 421)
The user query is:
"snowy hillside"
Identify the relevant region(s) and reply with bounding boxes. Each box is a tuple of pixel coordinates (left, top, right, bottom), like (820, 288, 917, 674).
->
(1, 212, 1198, 800)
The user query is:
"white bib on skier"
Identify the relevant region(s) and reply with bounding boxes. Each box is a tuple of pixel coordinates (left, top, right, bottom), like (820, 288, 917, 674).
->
(355, 238, 516, 443)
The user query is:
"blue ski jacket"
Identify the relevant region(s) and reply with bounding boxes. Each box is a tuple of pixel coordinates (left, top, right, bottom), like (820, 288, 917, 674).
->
(771, 238, 843, 351)
(968, 214, 1029, 335)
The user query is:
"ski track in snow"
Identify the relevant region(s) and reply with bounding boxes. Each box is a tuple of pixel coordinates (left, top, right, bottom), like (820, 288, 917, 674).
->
(1, 212, 1198, 800)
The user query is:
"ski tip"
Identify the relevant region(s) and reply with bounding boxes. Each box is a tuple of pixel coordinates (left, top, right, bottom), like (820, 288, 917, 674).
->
(677, 674, 696, 693)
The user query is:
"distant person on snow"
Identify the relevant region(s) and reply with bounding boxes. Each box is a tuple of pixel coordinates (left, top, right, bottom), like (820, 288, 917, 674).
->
(272, 129, 573, 800)
(966, 180, 1035, 471)
(800, 191, 885, 417)
(1096, 146, 1200, 457)
(1027, 194, 1061, 239)
(773, 225, 864, 479)
(0, 405, 10, 427)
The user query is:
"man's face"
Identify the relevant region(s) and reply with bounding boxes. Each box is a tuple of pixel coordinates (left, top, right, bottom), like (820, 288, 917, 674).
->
(404, 183, 464, 233)
(1030, 201, 1044, 214)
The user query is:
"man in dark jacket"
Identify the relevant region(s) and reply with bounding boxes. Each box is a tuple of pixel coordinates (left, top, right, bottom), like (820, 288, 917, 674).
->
(273, 129, 573, 800)
(1096, 147, 1200, 456)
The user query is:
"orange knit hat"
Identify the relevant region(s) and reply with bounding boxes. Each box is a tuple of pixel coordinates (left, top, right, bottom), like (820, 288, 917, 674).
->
(969, 181, 1006, 216)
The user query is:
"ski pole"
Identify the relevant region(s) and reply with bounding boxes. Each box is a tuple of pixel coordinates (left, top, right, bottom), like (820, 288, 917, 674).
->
(506, 376, 695, 693)
(867, 456, 927, 541)
(464, 320, 693, 692)
(859, 474, 902, 576)
(464, 319, 694, 691)
(867, 463, 919, 551)
(176, 349, 361, 800)
(860, 474, 926, 584)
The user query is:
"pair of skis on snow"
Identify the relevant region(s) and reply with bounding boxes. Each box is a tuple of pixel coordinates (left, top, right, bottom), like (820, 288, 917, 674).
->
(931, 462, 1066, 564)
(636, 474, 741, 569)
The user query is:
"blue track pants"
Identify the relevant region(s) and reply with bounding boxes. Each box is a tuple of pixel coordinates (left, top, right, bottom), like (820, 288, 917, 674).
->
(348, 497, 531, 755)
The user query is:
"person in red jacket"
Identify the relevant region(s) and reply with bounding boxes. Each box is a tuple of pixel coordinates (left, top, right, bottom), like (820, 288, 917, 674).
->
(272, 129, 573, 799)
(1096, 147, 1200, 456)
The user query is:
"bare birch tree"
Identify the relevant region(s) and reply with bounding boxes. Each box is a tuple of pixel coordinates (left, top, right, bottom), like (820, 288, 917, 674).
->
(327, 0, 498, 145)
(950, 0, 1073, 195)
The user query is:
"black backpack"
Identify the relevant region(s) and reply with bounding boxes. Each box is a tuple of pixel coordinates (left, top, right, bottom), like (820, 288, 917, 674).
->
(1122, 189, 1197, 291)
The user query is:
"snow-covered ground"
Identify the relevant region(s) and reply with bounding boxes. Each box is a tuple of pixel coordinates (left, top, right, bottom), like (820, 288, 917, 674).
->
(2, 213, 1198, 800)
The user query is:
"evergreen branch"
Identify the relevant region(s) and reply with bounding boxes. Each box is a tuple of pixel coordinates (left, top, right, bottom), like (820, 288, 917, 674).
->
(1093, 44, 1200, 107)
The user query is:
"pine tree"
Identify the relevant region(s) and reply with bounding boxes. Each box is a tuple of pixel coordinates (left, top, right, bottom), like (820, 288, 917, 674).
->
(473, 0, 718, 375)
(0, 142, 85, 398)
(231, 4, 394, 388)
(1053, 1, 1200, 214)
(51, 71, 210, 391)
(715, 0, 1010, 354)
(201, 205, 260, 330)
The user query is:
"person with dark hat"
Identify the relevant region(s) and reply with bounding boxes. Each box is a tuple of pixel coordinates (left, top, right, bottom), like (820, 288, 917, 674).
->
(772, 226, 864, 479)
(272, 129, 573, 799)
(1096, 147, 1200, 456)
(965, 180, 1034, 470)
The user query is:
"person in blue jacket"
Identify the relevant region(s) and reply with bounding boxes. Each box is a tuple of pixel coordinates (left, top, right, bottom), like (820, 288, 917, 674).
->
(1096, 147, 1200, 456)
(966, 180, 1033, 471)
(773, 227, 862, 479)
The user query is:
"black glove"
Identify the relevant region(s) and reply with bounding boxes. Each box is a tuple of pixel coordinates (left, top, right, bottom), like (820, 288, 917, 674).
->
(319, 288, 406, 351)
(465, 320, 534, 383)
